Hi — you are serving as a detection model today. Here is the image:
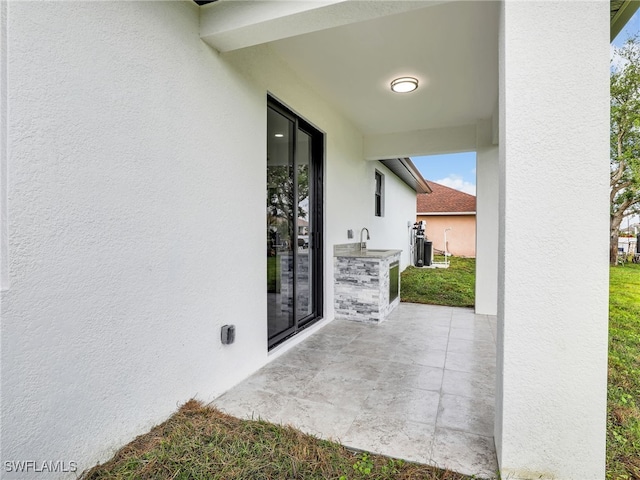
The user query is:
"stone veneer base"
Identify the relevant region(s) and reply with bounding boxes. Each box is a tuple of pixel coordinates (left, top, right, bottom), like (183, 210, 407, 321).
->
(334, 244, 401, 323)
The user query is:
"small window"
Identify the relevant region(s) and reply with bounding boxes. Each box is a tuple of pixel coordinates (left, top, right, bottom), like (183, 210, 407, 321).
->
(375, 170, 384, 217)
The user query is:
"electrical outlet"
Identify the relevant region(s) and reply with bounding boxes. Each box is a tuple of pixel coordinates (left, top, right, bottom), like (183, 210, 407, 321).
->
(221, 325, 235, 345)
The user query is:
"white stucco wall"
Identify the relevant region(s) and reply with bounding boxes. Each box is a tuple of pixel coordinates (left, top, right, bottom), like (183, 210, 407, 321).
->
(497, 2, 609, 478)
(0, 0, 7, 291)
(0, 2, 417, 477)
(369, 163, 417, 270)
(2, 2, 267, 477)
(475, 118, 498, 315)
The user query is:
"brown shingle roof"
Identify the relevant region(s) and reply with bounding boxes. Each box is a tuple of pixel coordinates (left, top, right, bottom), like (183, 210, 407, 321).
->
(417, 181, 476, 214)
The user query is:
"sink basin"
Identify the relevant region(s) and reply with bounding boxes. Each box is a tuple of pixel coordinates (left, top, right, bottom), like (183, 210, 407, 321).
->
(359, 249, 399, 257)
(333, 243, 401, 258)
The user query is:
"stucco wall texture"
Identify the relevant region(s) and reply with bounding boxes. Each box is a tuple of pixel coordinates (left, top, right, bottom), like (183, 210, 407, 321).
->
(496, 2, 609, 479)
(417, 215, 476, 257)
(0, 2, 417, 477)
(475, 118, 499, 316)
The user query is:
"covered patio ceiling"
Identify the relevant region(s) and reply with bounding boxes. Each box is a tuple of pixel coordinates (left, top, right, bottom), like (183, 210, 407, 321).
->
(267, 1, 499, 136)
(202, 1, 500, 141)
(201, 0, 635, 156)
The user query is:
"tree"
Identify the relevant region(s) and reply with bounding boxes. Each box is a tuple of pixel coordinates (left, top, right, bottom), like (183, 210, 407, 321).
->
(267, 162, 309, 251)
(610, 38, 640, 264)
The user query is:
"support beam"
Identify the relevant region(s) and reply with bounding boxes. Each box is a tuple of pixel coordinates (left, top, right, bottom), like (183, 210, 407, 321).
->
(200, 0, 439, 52)
(475, 119, 497, 315)
(496, 1, 609, 478)
(364, 125, 476, 160)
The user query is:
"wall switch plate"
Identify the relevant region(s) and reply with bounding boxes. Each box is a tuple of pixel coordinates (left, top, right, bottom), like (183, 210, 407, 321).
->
(347, 229, 353, 239)
(221, 324, 235, 345)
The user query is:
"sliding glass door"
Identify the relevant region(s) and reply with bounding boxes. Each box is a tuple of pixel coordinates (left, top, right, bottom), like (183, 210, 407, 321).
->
(266, 97, 323, 349)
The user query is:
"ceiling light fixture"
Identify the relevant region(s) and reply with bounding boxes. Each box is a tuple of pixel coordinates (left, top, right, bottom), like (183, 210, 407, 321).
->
(390, 77, 418, 93)
(274, 133, 284, 138)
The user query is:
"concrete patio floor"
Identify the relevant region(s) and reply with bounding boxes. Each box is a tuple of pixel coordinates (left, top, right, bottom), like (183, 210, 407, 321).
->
(213, 302, 498, 479)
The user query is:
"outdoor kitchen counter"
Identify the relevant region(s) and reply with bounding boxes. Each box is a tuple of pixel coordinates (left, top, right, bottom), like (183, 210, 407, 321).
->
(333, 243, 401, 323)
(333, 243, 401, 259)
(334, 248, 402, 259)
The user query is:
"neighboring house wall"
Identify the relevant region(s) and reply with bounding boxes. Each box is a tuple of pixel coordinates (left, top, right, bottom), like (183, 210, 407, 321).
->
(417, 214, 476, 257)
(618, 236, 638, 253)
(1, 2, 416, 477)
(416, 180, 476, 257)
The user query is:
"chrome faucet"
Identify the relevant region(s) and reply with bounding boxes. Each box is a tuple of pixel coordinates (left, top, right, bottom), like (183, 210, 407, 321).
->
(360, 227, 370, 251)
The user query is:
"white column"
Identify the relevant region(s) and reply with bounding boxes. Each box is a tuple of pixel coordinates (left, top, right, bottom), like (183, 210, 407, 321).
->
(475, 118, 498, 315)
(497, 1, 609, 479)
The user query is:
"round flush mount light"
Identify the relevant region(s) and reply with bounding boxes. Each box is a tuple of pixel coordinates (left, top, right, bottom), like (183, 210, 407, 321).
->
(390, 77, 419, 93)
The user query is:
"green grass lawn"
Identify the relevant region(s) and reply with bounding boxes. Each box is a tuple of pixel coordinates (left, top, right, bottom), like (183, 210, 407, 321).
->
(401, 256, 475, 308)
(267, 255, 280, 293)
(80, 400, 472, 480)
(607, 263, 640, 479)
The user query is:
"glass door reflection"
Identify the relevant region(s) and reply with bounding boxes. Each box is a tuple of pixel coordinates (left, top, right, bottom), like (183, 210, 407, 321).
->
(266, 99, 323, 348)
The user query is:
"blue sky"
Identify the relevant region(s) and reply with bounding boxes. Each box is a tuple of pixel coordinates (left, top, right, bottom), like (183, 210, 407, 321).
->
(410, 11, 640, 202)
(411, 152, 477, 196)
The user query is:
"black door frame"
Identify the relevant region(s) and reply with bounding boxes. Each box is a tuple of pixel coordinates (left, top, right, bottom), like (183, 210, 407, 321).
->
(267, 95, 324, 349)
